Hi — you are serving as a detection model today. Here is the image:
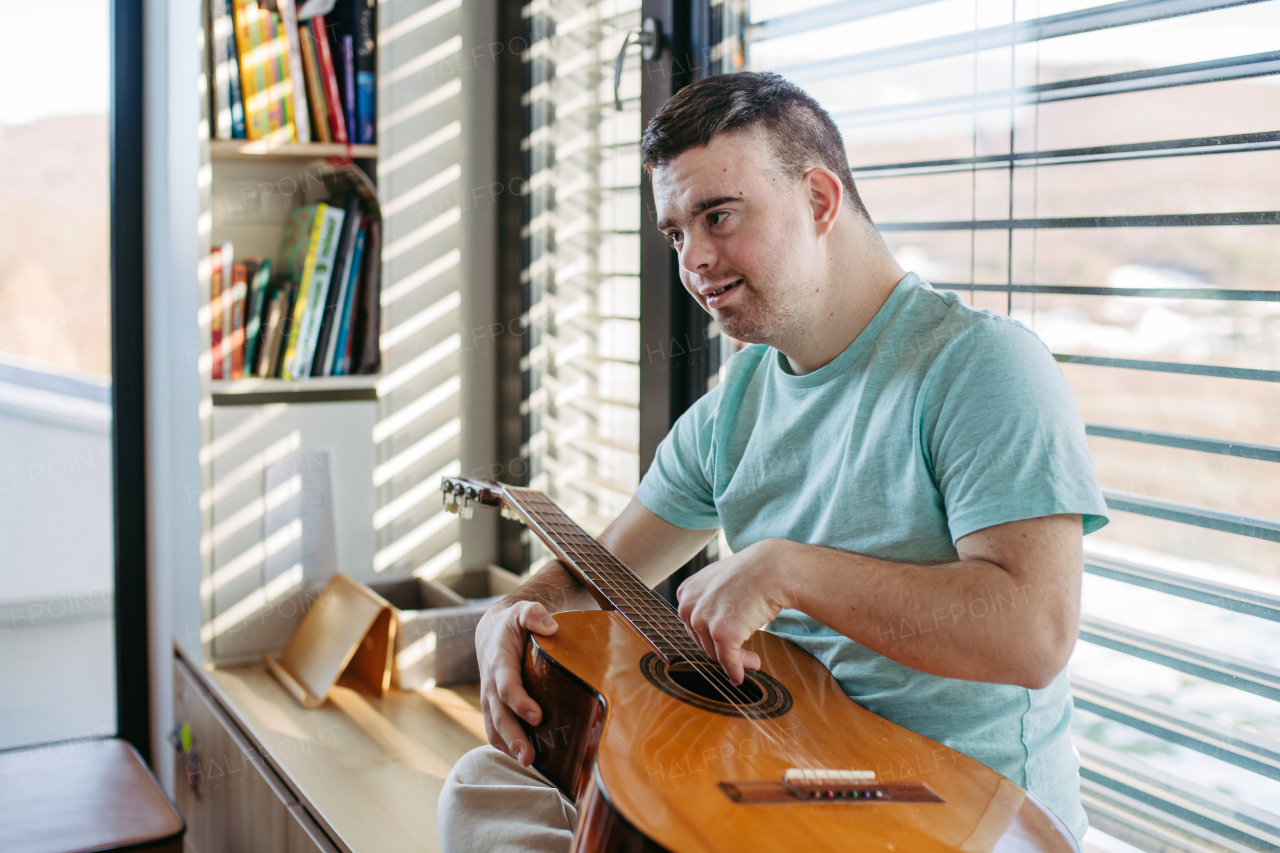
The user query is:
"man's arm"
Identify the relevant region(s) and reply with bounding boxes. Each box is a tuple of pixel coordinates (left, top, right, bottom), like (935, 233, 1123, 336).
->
(677, 514, 1082, 690)
(475, 497, 716, 765)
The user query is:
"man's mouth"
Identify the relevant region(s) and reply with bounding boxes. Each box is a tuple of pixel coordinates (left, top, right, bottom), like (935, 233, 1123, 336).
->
(704, 279, 743, 299)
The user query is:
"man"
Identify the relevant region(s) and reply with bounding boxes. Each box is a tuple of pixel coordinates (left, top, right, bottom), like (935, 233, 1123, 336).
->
(439, 72, 1107, 852)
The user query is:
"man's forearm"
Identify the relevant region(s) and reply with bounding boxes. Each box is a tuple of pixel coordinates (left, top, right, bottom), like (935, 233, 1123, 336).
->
(497, 559, 600, 614)
(775, 538, 1078, 689)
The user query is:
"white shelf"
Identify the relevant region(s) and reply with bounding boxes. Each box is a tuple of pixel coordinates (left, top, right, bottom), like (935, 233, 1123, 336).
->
(210, 140, 378, 160)
(211, 376, 379, 405)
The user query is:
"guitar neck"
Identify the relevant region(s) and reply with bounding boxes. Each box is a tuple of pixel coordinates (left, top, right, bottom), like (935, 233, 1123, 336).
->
(500, 486, 706, 664)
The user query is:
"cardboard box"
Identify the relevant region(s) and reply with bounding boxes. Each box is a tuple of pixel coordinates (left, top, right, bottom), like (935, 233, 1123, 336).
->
(369, 565, 522, 689)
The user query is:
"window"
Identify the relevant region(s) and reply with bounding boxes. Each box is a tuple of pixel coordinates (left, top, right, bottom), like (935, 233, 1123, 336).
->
(744, 0, 1280, 848)
(0, 0, 116, 748)
(521, 0, 645, 554)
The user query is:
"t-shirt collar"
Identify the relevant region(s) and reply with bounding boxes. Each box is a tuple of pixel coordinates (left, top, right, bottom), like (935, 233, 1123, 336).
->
(773, 271, 922, 388)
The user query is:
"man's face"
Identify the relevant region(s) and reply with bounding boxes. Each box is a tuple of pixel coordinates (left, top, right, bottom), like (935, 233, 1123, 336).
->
(653, 129, 819, 346)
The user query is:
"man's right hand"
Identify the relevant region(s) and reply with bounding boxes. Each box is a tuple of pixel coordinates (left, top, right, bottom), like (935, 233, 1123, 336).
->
(475, 600, 560, 766)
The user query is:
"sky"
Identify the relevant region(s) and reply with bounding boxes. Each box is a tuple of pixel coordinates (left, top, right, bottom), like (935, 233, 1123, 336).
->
(0, 0, 110, 125)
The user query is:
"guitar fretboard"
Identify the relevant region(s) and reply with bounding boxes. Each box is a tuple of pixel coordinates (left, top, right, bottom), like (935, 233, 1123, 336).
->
(504, 487, 708, 664)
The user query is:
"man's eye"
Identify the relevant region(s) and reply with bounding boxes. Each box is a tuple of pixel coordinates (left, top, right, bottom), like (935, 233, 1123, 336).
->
(707, 211, 728, 227)
(667, 231, 682, 247)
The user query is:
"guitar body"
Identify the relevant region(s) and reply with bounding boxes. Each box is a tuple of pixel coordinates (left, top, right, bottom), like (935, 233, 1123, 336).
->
(521, 610, 1078, 853)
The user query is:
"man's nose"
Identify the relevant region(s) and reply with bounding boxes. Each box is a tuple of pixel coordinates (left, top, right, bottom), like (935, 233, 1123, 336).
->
(679, 229, 716, 276)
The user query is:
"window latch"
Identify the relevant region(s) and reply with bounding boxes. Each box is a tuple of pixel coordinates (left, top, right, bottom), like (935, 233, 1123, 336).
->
(614, 17, 663, 111)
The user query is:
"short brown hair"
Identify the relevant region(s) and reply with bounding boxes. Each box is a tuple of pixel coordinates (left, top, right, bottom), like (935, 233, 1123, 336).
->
(641, 72, 868, 218)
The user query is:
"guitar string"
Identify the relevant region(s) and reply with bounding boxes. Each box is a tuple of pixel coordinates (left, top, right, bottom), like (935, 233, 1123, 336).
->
(471, 484, 829, 773)
(514, 498, 761, 687)
(447, 480, 815, 765)
(510, 490, 817, 768)
(514, 495, 795, 711)
(454, 483, 799, 738)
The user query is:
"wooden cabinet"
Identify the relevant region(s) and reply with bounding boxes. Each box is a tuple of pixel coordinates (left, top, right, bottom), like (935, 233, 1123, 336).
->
(173, 657, 338, 853)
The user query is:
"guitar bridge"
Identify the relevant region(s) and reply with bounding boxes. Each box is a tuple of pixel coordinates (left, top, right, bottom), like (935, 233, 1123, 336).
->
(719, 769, 944, 804)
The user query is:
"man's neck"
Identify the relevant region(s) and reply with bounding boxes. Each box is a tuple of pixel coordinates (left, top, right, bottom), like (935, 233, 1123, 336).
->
(777, 229, 905, 376)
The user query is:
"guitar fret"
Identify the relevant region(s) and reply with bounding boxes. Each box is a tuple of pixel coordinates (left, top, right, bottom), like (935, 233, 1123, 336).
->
(497, 486, 717, 662)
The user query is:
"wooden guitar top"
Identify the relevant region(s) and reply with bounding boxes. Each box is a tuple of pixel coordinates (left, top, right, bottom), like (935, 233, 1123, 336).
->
(534, 610, 1078, 853)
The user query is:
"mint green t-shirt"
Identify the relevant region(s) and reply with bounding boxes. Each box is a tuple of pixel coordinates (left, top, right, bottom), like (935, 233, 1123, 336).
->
(635, 272, 1108, 844)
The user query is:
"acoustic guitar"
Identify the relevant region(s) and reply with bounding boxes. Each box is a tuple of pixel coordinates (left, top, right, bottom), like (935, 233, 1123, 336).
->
(442, 476, 1078, 853)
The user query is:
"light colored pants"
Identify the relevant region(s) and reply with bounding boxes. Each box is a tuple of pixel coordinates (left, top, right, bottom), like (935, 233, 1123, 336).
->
(438, 745, 577, 853)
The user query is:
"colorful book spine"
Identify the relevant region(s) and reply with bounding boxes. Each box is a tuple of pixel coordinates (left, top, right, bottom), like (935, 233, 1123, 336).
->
(276, 0, 311, 143)
(210, 0, 232, 140)
(210, 247, 224, 380)
(261, 9, 285, 137)
(224, 0, 247, 138)
(274, 282, 299, 377)
(298, 25, 330, 143)
(355, 0, 375, 144)
(354, 218, 380, 374)
(290, 205, 347, 378)
(258, 290, 285, 377)
(330, 229, 365, 376)
(230, 263, 248, 379)
(274, 14, 295, 141)
(219, 241, 235, 378)
(341, 35, 356, 147)
(281, 203, 328, 376)
(244, 259, 272, 372)
(233, 0, 271, 140)
(357, 72, 374, 144)
(311, 16, 348, 144)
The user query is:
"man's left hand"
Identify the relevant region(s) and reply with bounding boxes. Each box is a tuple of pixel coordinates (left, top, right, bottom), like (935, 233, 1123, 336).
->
(676, 539, 799, 684)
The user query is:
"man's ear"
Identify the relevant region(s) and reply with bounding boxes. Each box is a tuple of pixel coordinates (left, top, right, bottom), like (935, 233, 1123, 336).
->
(806, 167, 843, 235)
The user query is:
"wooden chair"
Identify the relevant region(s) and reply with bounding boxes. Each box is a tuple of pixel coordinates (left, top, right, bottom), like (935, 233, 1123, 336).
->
(0, 738, 184, 853)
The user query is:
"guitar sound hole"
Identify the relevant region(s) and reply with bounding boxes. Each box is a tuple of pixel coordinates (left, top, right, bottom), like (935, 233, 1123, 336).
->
(668, 662, 766, 704)
(639, 653, 793, 719)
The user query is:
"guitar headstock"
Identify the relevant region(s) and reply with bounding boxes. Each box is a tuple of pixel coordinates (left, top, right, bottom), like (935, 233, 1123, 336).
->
(441, 476, 524, 523)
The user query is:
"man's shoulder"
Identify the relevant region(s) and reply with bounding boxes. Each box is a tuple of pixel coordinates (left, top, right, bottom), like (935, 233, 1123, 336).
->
(895, 279, 1050, 367)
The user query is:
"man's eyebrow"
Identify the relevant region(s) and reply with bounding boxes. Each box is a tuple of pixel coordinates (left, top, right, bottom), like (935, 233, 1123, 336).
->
(656, 195, 743, 232)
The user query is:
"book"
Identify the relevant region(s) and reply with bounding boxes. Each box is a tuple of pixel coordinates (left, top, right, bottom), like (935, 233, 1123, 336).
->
(274, 13, 296, 140)
(311, 194, 361, 376)
(261, 9, 285, 136)
(311, 16, 348, 143)
(244, 258, 272, 372)
(261, 285, 293, 377)
(289, 204, 347, 378)
(256, 290, 282, 377)
(230, 262, 248, 379)
(224, 0, 248, 138)
(209, 0, 230, 139)
(219, 241, 235, 378)
(355, 0, 375, 144)
(341, 35, 356, 147)
(329, 228, 365, 375)
(297, 24, 331, 142)
(210, 247, 225, 380)
(352, 217, 380, 374)
(275, 0, 312, 143)
(325, 0, 374, 143)
(232, 0, 270, 139)
(278, 203, 326, 374)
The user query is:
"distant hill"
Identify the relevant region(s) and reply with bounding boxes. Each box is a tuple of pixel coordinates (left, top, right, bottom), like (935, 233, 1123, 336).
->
(0, 114, 110, 375)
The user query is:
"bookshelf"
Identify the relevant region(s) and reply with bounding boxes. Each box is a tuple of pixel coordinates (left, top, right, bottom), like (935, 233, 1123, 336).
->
(198, 0, 385, 669)
(210, 375, 378, 405)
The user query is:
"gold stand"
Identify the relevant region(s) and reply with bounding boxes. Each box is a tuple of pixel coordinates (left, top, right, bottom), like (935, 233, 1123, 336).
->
(265, 574, 396, 708)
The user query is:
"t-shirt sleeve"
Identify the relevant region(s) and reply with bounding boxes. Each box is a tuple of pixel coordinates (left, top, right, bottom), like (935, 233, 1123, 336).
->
(635, 385, 722, 530)
(921, 318, 1109, 542)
